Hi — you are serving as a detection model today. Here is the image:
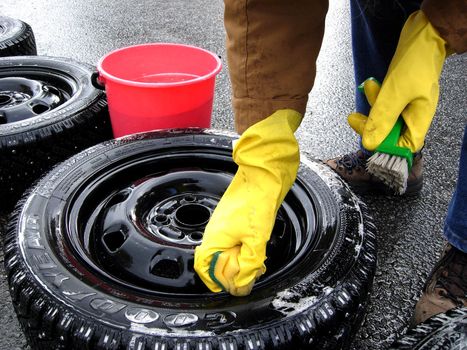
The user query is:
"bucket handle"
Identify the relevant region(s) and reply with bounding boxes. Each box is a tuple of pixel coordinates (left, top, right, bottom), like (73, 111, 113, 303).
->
(91, 71, 105, 90)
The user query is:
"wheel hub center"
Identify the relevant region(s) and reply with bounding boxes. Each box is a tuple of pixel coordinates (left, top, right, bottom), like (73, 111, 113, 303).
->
(174, 203, 211, 228)
(146, 193, 217, 244)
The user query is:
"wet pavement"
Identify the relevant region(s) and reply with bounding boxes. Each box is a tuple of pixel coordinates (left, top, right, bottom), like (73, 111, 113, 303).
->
(0, 1, 466, 349)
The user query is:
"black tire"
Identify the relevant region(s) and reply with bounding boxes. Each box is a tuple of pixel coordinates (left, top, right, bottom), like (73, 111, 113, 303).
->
(4, 129, 377, 350)
(0, 56, 113, 212)
(0, 16, 37, 57)
(389, 307, 467, 350)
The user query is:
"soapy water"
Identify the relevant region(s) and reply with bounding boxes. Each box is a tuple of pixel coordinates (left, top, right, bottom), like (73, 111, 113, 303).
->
(271, 286, 335, 316)
(135, 73, 200, 84)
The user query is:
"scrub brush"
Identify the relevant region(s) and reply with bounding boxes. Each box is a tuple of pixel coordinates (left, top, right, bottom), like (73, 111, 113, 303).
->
(360, 78, 414, 195)
(366, 117, 413, 194)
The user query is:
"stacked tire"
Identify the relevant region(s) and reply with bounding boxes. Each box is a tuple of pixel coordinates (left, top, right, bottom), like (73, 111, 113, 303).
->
(0, 17, 113, 212)
(4, 130, 378, 350)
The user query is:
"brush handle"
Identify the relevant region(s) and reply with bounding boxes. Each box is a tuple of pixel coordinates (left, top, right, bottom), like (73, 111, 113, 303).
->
(375, 118, 413, 170)
(382, 117, 404, 147)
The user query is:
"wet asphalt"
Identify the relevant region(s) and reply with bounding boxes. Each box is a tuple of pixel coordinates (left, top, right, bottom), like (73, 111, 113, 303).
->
(0, 1, 466, 349)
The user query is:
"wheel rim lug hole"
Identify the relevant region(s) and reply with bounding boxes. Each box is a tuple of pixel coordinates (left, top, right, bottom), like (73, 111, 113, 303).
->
(0, 94, 11, 106)
(183, 195, 196, 202)
(153, 214, 169, 225)
(190, 231, 204, 241)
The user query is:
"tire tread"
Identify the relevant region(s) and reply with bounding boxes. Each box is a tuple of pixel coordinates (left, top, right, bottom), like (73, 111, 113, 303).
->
(0, 20, 37, 56)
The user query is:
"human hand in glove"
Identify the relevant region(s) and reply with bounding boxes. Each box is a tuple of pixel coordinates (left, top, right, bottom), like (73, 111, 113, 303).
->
(347, 10, 450, 153)
(194, 109, 302, 296)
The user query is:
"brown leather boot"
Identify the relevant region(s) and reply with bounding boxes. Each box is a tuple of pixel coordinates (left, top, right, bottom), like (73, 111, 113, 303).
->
(325, 150, 423, 195)
(412, 243, 467, 325)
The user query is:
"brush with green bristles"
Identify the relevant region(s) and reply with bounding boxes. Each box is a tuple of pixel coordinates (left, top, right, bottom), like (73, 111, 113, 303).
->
(361, 79, 414, 194)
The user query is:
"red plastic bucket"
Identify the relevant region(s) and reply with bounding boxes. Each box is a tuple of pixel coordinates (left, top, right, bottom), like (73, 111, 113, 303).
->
(95, 43, 222, 137)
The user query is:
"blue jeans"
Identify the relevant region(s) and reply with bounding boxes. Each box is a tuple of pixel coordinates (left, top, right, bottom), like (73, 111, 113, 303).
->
(350, 0, 421, 115)
(444, 127, 467, 253)
(350, 0, 467, 253)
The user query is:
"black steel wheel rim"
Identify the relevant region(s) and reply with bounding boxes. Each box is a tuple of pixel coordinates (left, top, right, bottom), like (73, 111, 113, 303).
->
(0, 67, 77, 124)
(59, 144, 337, 299)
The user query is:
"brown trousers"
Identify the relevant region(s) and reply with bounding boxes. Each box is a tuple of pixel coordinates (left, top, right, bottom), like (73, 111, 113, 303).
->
(224, 0, 329, 133)
(225, 0, 466, 134)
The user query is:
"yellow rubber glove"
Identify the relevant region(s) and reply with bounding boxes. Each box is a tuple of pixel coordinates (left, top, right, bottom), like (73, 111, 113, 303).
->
(348, 10, 449, 153)
(348, 77, 381, 133)
(194, 109, 302, 296)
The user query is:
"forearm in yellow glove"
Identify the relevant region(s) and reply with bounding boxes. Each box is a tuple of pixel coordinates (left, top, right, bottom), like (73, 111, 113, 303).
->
(194, 109, 302, 296)
(348, 10, 449, 153)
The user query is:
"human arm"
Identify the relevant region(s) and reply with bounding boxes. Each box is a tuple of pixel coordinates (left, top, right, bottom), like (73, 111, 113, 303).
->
(348, 10, 454, 153)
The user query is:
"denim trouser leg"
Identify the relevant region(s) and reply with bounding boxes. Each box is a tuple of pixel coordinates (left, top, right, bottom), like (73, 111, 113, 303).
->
(350, 0, 422, 155)
(444, 126, 467, 253)
(350, 0, 422, 115)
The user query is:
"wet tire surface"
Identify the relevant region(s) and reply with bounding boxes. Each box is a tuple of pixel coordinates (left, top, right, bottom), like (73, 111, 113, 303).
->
(389, 307, 467, 350)
(0, 56, 113, 212)
(4, 130, 377, 350)
(0, 16, 37, 57)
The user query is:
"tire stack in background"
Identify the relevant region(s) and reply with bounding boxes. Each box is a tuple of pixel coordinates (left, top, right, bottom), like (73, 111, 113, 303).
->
(0, 15, 37, 57)
(0, 15, 113, 213)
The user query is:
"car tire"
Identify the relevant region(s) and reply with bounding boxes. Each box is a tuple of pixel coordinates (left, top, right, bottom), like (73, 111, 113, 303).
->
(0, 56, 113, 212)
(0, 16, 37, 57)
(389, 307, 467, 350)
(4, 129, 377, 350)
